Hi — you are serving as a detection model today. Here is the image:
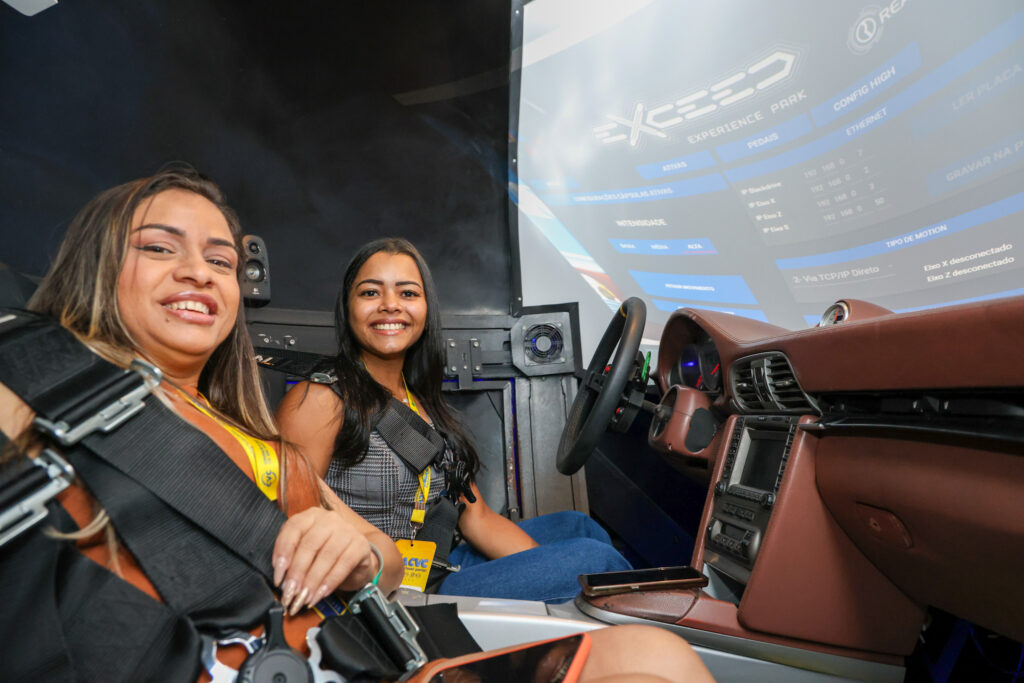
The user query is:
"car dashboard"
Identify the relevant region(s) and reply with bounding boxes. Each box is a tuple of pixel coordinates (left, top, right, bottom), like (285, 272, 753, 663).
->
(583, 295, 1024, 677)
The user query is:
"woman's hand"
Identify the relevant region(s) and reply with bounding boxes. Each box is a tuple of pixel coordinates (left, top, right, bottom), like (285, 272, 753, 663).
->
(272, 506, 380, 615)
(272, 480, 404, 613)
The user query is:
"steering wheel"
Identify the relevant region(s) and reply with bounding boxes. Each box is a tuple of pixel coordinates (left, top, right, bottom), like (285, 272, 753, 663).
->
(556, 297, 647, 475)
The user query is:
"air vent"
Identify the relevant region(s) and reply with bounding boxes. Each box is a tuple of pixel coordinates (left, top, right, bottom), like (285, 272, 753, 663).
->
(730, 352, 818, 414)
(524, 323, 564, 363)
(731, 360, 760, 408)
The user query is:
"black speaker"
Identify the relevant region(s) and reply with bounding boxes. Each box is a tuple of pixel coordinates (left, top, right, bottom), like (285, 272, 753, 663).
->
(241, 234, 271, 306)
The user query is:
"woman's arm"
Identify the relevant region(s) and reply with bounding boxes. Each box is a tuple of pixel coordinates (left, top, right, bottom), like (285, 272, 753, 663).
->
(456, 482, 539, 561)
(275, 381, 343, 478)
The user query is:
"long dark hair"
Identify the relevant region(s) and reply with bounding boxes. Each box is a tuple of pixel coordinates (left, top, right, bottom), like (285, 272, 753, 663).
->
(332, 238, 480, 475)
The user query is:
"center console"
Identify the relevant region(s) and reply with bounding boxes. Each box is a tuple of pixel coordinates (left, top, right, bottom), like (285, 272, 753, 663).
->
(577, 411, 922, 680)
(706, 416, 797, 583)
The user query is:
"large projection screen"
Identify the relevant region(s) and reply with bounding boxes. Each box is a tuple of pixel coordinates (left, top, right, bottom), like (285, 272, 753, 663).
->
(513, 0, 1024, 360)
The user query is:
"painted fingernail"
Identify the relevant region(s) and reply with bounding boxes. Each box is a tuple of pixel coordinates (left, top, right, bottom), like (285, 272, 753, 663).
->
(273, 556, 288, 586)
(292, 587, 310, 616)
(281, 579, 297, 607)
(309, 585, 329, 607)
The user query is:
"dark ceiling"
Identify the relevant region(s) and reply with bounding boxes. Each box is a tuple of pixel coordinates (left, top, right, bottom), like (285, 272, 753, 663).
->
(0, 0, 514, 313)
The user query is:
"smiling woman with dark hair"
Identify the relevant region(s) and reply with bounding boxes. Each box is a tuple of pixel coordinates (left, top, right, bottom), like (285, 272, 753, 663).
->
(276, 237, 633, 604)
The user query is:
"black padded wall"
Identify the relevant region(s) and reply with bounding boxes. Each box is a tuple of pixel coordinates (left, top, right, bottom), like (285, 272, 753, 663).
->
(0, 1, 512, 313)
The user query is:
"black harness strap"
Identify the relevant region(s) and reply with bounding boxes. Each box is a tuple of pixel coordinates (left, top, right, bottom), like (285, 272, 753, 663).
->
(0, 456, 201, 682)
(78, 397, 286, 582)
(69, 447, 277, 628)
(372, 398, 447, 474)
(0, 310, 286, 676)
(0, 310, 120, 419)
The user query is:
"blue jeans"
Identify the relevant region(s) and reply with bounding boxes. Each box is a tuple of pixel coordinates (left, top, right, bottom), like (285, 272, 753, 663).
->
(437, 511, 632, 604)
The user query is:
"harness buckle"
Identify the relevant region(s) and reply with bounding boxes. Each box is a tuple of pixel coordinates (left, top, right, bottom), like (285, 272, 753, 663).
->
(349, 583, 429, 678)
(431, 558, 461, 573)
(0, 448, 75, 548)
(33, 359, 161, 446)
(200, 630, 264, 683)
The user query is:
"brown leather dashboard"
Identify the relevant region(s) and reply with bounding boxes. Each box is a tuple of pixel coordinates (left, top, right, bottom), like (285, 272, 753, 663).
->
(658, 295, 1024, 394)
(653, 295, 1024, 645)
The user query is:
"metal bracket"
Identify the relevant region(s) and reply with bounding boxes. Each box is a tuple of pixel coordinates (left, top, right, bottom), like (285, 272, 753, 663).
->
(0, 449, 75, 548)
(33, 359, 162, 446)
(444, 336, 484, 390)
(348, 583, 428, 678)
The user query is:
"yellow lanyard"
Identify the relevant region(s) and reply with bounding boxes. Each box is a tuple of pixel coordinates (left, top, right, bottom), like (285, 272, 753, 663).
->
(404, 377, 431, 529)
(186, 393, 279, 501)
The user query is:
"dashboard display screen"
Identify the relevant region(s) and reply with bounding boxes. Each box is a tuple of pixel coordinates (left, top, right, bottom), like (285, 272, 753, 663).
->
(739, 433, 786, 491)
(515, 0, 1024, 362)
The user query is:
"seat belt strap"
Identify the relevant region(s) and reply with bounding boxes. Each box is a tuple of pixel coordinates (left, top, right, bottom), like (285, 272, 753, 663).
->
(69, 446, 277, 626)
(77, 397, 286, 580)
(0, 483, 202, 682)
(0, 310, 282, 619)
(0, 309, 285, 581)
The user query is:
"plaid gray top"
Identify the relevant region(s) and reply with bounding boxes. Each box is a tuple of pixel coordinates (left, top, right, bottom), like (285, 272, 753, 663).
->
(325, 429, 449, 540)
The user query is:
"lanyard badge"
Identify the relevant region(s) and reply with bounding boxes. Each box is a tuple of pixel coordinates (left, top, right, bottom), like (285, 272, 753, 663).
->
(396, 538, 437, 592)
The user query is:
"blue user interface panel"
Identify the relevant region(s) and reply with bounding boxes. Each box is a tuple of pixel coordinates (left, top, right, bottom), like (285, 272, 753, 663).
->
(515, 0, 1024, 354)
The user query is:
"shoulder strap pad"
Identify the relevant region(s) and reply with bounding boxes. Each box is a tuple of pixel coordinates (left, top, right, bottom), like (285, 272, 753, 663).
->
(256, 348, 337, 385)
(373, 399, 447, 474)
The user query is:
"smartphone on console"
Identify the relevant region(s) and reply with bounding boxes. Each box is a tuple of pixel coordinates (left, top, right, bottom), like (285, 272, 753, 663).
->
(578, 565, 708, 597)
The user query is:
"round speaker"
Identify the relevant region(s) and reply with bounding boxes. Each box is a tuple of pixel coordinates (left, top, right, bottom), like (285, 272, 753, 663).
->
(524, 324, 564, 363)
(244, 260, 266, 283)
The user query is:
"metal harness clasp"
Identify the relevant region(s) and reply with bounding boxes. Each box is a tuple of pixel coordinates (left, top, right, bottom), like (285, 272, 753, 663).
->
(0, 448, 75, 548)
(33, 359, 162, 446)
(349, 583, 429, 679)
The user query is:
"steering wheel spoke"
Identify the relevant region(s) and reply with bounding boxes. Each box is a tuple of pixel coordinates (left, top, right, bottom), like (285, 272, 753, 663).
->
(556, 298, 647, 475)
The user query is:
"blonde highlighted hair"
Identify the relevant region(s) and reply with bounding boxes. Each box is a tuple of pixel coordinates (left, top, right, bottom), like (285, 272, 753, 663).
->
(28, 164, 277, 439)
